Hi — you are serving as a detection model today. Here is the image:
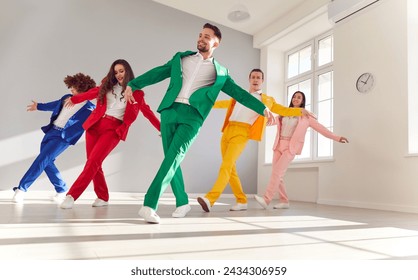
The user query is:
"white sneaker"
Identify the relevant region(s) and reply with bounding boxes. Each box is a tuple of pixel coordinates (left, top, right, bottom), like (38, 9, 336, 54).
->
(230, 203, 248, 211)
(138, 206, 160, 224)
(60, 195, 75, 209)
(92, 198, 108, 207)
(172, 204, 191, 218)
(51, 192, 66, 203)
(254, 195, 268, 209)
(197, 197, 211, 212)
(273, 202, 290, 209)
(12, 188, 25, 203)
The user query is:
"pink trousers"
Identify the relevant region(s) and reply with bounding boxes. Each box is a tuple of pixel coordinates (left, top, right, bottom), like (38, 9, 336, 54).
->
(263, 139, 295, 204)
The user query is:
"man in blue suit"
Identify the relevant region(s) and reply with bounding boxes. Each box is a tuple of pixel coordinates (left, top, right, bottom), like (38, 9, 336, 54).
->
(12, 73, 96, 203)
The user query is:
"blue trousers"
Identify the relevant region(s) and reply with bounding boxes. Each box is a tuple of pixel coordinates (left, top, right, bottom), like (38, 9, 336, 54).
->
(16, 128, 70, 193)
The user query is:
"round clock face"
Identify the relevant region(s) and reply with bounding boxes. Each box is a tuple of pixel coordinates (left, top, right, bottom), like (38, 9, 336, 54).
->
(356, 72, 375, 93)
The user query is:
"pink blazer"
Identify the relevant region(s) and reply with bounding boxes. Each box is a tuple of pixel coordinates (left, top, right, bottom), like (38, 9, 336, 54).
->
(273, 116, 341, 155)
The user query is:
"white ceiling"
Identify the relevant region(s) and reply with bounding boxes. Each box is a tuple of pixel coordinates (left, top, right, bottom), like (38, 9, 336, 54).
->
(152, 0, 311, 35)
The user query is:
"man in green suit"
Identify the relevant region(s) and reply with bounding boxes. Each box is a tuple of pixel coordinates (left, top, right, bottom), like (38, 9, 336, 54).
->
(125, 23, 277, 224)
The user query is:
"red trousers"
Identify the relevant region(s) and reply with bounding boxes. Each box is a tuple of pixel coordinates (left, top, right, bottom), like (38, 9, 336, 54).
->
(67, 118, 121, 201)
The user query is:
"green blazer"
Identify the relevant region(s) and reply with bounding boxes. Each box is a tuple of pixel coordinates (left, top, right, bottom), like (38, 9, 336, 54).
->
(128, 51, 266, 120)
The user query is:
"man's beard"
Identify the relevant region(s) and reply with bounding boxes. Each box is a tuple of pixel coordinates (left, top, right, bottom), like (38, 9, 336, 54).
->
(197, 42, 208, 52)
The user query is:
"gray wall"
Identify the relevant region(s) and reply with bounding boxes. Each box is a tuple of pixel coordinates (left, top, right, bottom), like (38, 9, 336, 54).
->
(0, 0, 260, 195)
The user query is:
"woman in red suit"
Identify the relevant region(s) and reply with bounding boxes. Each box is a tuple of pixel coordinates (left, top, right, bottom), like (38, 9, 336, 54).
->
(60, 59, 160, 209)
(255, 91, 348, 210)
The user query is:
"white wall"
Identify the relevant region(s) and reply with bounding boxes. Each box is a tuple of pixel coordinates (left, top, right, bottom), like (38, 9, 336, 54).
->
(0, 0, 260, 195)
(407, 0, 418, 153)
(321, 0, 418, 212)
(258, 0, 418, 213)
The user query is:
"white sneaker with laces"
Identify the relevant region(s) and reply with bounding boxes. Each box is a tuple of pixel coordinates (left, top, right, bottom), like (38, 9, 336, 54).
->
(138, 206, 160, 224)
(12, 188, 25, 203)
(172, 204, 191, 218)
(230, 203, 248, 211)
(254, 195, 268, 209)
(51, 192, 66, 203)
(60, 195, 75, 209)
(273, 202, 290, 209)
(92, 198, 108, 207)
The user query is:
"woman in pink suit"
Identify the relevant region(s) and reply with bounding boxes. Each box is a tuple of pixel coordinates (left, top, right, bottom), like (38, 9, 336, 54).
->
(60, 59, 160, 209)
(255, 91, 348, 209)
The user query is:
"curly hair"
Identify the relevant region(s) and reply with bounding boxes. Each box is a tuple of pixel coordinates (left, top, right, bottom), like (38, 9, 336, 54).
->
(98, 59, 135, 104)
(63, 73, 96, 93)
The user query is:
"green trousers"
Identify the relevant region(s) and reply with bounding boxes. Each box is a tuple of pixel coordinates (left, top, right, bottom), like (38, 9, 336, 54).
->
(144, 103, 203, 210)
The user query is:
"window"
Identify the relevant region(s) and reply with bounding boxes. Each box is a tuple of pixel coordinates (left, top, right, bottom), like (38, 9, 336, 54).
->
(265, 32, 334, 163)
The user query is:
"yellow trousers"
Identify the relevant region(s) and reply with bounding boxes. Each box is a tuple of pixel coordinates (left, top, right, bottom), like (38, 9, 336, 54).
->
(205, 122, 250, 205)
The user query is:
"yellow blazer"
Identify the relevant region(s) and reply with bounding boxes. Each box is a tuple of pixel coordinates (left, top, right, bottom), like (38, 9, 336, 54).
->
(214, 94, 302, 141)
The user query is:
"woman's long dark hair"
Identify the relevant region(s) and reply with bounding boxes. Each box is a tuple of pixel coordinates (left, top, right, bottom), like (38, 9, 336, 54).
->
(288, 91, 306, 108)
(98, 59, 135, 103)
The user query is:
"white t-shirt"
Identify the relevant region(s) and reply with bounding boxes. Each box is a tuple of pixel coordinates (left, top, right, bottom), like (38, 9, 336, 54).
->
(229, 91, 262, 125)
(105, 83, 127, 120)
(53, 100, 87, 128)
(177, 53, 216, 100)
(280, 116, 299, 138)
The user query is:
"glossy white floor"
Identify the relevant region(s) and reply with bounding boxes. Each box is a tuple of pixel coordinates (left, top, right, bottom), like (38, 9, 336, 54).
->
(1, 190, 418, 260)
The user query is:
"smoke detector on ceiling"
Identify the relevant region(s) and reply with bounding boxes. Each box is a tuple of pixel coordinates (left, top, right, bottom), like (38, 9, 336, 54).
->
(227, 4, 250, 22)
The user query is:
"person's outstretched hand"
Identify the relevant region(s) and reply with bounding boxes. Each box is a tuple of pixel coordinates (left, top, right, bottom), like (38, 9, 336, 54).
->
(339, 137, 349, 143)
(26, 100, 38, 111)
(124, 86, 136, 104)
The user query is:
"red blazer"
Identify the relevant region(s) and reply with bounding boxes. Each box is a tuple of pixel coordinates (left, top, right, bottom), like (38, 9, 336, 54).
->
(71, 86, 160, 141)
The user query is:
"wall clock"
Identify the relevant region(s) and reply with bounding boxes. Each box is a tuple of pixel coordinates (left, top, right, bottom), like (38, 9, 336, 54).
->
(356, 72, 375, 93)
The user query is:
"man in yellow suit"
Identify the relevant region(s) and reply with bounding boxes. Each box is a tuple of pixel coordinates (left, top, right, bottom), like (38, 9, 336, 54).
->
(197, 69, 309, 212)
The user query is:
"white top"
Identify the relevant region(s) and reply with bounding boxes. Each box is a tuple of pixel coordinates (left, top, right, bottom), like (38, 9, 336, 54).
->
(53, 100, 87, 128)
(105, 84, 127, 120)
(176, 53, 216, 101)
(280, 116, 299, 138)
(229, 91, 262, 125)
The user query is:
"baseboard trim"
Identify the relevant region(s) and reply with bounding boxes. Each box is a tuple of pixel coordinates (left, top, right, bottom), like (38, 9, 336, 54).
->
(317, 199, 418, 214)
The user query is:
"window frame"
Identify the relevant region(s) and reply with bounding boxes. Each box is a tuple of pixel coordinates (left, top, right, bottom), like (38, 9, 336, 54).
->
(265, 31, 334, 164)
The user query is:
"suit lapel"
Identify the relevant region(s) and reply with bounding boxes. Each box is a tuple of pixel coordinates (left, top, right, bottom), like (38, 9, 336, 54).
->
(203, 59, 227, 100)
(169, 51, 196, 96)
(213, 59, 227, 86)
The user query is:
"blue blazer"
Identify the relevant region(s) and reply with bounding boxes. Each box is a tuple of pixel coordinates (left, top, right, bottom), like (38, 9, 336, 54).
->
(37, 94, 95, 145)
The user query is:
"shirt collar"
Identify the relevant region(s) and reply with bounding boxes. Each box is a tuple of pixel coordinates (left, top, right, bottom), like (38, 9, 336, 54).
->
(251, 90, 262, 95)
(193, 52, 214, 62)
